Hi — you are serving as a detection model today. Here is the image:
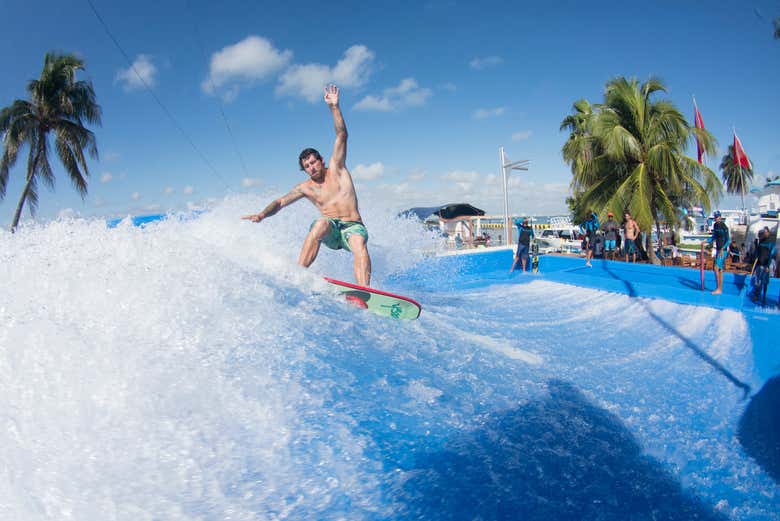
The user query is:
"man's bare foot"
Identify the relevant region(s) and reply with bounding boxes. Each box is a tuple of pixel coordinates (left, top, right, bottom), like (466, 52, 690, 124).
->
(345, 294, 368, 308)
(711, 289, 722, 295)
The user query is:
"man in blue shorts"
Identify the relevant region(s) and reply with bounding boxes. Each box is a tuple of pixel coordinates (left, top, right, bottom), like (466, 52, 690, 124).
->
(601, 212, 620, 260)
(702, 210, 730, 295)
(623, 212, 640, 263)
(242, 85, 371, 286)
(510, 217, 534, 272)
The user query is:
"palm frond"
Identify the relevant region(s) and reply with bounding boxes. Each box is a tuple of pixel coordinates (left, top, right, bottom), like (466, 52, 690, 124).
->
(627, 163, 654, 231)
(653, 184, 678, 226)
(37, 138, 55, 190)
(55, 138, 88, 197)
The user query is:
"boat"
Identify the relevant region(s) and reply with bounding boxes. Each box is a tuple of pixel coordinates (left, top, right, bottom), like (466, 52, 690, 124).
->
(534, 216, 582, 254)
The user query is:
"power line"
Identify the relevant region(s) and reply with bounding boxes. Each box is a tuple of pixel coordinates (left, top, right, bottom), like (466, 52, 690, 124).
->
(85, 0, 230, 189)
(186, 0, 251, 181)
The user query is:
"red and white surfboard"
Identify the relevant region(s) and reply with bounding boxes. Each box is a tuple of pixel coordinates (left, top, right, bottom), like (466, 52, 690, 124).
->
(324, 277, 422, 320)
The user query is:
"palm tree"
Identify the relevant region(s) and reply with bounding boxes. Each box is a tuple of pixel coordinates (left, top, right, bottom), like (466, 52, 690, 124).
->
(560, 98, 598, 189)
(1, 52, 101, 231)
(719, 144, 754, 214)
(561, 77, 720, 263)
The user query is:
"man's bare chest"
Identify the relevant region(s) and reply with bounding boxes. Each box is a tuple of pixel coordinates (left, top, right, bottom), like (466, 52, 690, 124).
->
(306, 177, 347, 204)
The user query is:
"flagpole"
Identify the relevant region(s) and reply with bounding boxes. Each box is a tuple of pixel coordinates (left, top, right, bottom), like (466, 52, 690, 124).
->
(734, 128, 747, 224)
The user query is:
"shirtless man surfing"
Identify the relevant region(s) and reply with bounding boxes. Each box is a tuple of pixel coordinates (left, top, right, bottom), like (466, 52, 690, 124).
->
(242, 84, 371, 286)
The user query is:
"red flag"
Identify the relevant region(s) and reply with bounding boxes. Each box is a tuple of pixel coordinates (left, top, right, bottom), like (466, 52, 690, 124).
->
(733, 131, 752, 170)
(693, 98, 705, 164)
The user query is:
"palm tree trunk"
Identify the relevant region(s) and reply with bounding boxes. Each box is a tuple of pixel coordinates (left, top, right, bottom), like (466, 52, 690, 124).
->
(646, 230, 659, 265)
(10, 147, 39, 233)
(647, 210, 661, 265)
(10, 175, 34, 233)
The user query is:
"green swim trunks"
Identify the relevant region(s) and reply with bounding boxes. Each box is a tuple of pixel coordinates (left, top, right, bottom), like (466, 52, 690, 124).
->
(311, 218, 368, 252)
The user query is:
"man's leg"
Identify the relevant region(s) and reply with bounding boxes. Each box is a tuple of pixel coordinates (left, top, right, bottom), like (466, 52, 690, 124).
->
(299, 219, 332, 267)
(718, 268, 724, 292)
(711, 256, 722, 294)
(347, 234, 371, 286)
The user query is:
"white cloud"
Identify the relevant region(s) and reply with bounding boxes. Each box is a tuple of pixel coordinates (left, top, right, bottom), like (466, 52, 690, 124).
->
(469, 56, 504, 70)
(183, 185, 194, 195)
(441, 170, 481, 183)
(100, 172, 113, 183)
(203, 36, 292, 98)
(377, 181, 413, 196)
(473, 107, 505, 119)
(408, 168, 426, 181)
(57, 207, 78, 218)
(352, 162, 385, 180)
(512, 130, 532, 141)
(277, 45, 374, 103)
(354, 78, 432, 112)
(115, 54, 157, 91)
(164, 186, 175, 195)
(131, 192, 141, 201)
(242, 177, 263, 188)
(361, 169, 570, 216)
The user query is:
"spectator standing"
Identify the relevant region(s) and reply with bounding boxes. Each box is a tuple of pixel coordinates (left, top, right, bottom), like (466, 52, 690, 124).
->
(601, 212, 620, 260)
(580, 211, 600, 267)
(623, 212, 641, 263)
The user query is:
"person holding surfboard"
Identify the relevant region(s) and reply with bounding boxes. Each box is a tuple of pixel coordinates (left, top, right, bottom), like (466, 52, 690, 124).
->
(242, 84, 372, 287)
(510, 217, 534, 273)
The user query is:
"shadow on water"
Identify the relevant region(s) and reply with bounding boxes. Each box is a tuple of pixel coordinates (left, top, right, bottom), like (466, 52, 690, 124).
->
(600, 260, 752, 399)
(738, 376, 780, 484)
(393, 380, 725, 520)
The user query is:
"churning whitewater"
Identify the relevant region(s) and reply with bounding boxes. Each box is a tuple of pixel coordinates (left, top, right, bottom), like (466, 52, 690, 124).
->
(0, 194, 776, 520)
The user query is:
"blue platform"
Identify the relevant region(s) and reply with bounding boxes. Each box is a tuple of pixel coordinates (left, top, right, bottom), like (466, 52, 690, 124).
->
(394, 250, 780, 384)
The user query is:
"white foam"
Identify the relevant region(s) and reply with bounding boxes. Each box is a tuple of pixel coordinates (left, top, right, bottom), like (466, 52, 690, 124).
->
(0, 195, 775, 519)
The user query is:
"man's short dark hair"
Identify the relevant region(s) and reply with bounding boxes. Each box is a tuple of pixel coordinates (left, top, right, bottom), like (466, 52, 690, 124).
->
(298, 148, 322, 170)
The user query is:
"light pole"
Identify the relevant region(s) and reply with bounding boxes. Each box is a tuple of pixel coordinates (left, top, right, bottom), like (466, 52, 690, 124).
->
(499, 146, 529, 245)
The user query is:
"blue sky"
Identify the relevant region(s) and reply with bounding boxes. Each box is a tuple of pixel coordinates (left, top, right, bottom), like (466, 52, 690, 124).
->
(1, 0, 779, 223)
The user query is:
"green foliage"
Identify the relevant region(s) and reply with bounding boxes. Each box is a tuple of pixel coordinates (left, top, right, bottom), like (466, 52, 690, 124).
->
(1, 52, 101, 230)
(560, 77, 721, 236)
(719, 144, 754, 195)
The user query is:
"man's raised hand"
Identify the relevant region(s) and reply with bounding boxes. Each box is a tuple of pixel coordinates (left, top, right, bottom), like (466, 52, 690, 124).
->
(324, 84, 339, 106)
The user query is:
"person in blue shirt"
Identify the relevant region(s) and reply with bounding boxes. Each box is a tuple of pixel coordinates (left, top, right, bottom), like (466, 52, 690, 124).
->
(702, 211, 730, 295)
(580, 211, 600, 267)
(510, 217, 534, 273)
(750, 228, 777, 305)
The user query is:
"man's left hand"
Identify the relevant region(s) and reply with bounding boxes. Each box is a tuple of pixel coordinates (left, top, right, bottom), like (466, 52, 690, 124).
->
(324, 84, 339, 106)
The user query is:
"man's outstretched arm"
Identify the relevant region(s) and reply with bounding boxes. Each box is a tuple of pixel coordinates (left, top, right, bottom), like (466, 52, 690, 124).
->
(241, 186, 305, 223)
(324, 84, 347, 168)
